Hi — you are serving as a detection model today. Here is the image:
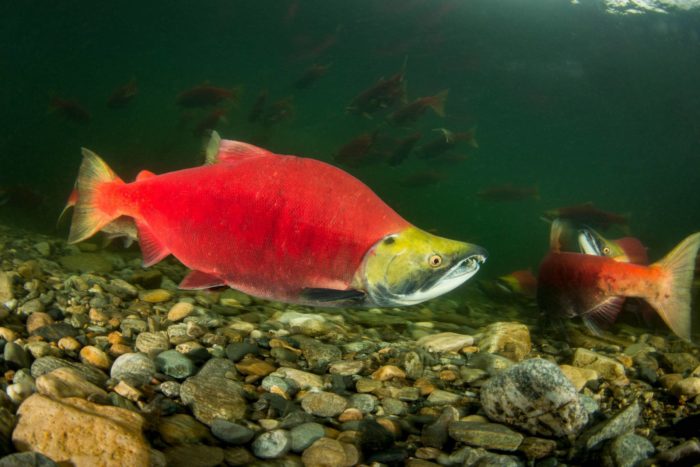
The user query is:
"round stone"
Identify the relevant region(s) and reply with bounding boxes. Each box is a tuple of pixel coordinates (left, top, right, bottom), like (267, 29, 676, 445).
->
(290, 422, 325, 452)
(301, 391, 348, 418)
(252, 429, 291, 459)
(168, 302, 194, 322)
(210, 419, 255, 445)
(111, 353, 156, 386)
(155, 350, 197, 379)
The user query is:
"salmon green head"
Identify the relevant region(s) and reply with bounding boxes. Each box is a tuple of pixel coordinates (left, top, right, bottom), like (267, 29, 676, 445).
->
(577, 227, 628, 261)
(354, 226, 487, 306)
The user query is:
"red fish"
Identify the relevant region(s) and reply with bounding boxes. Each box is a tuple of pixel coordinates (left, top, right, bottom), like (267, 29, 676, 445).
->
(544, 202, 627, 230)
(67, 132, 487, 307)
(49, 97, 91, 124)
(419, 128, 478, 159)
(497, 269, 538, 298)
(176, 84, 237, 108)
(107, 79, 138, 109)
(477, 184, 539, 202)
(389, 90, 448, 125)
(537, 220, 700, 341)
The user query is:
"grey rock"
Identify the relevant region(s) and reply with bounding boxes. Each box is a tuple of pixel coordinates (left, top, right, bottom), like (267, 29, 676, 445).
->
(289, 422, 325, 452)
(159, 381, 181, 398)
(110, 353, 156, 386)
(196, 357, 236, 379)
(210, 419, 255, 445)
(301, 391, 347, 417)
(448, 421, 524, 451)
(261, 375, 295, 396)
(480, 358, 588, 438)
(4, 342, 30, 369)
(403, 351, 424, 379)
(18, 299, 43, 316)
(225, 342, 260, 362)
(422, 406, 459, 449)
(180, 375, 246, 425)
(578, 402, 641, 451)
(30, 356, 107, 386)
(0, 452, 57, 467)
(105, 279, 138, 298)
(299, 339, 342, 373)
(31, 322, 79, 341)
(381, 397, 406, 416)
(155, 350, 196, 379)
(602, 433, 654, 467)
(469, 352, 514, 375)
(252, 429, 291, 459)
(120, 318, 148, 337)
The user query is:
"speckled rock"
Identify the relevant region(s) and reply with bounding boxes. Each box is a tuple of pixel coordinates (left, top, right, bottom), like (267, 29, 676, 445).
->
(290, 422, 325, 452)
(110, 352, 156, 386)
(448, 421, 524, 451)
(180, 375, 246, 425)
(302, 391, 347, 417)
(299, 339, 342, 373)
(252, 429, 291, 459)
(577, 402, 641, 451)
(572, 348, 629, 386)
(155, 350, 196, 379)
(12, 394, 149, 466)
(478, 322, 531, 361)
(602, 433, 655, 467)
(274, 367, 324, 390)
(480, 358, 589, 437)
(417, 332, 474, 352)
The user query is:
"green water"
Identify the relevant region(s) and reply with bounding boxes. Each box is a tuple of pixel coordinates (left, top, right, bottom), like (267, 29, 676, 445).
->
(2, 0, 699, 283)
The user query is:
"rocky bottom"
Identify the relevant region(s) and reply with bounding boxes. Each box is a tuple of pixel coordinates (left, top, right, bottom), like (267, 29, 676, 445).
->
(0, 224, 699, 467)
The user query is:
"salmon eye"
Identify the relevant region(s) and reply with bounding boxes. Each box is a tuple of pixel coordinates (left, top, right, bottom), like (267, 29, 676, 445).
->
(603, 247, 611, 255)
(428, 254, 442, 267)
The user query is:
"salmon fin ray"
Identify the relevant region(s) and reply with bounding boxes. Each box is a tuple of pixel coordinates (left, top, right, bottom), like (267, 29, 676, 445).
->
(206, 133, 275, 164)
(582, 296, 625, 335)
(135, 170, 156, 181)
(179, 270, 226, 289)
(300, 288, 366, 304)
(67, 148, 123, 244)
(203, 130, 222, 165)
(648, 232, 700, 342)
(136, 220, 170, 267)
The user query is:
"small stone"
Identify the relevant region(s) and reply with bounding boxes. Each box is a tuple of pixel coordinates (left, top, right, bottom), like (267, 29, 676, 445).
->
(0, 327, 17, 342)
(0, 452, 57, 467)
(114, 380, 143, 401)
(235, 357, 276, 377)
(18, 298, 44, 316)
(180, 374, 246, 425)
(572, 348, 629, 386)
(372, 365, 406, 381)
(168, 302, 194, 322)
(660, 352, 699, 374)
(481, 358, 588, 438)
(329, 360, 364, 376)
(31, 322, 79, 342)
(602, 433, 654, 467)
(12, 394, 149, 465)
(159, 413, 211, 445)
(422, 406, 459, 449)
(222, 447, 255, 466)
(251, 429, 291, 459)
(560, 364, 599, 391)
(290, 422, 325, 452)
(26, 312, 53, 334)
(35, 367, 108, 400)
(302, 391, 348, 417)
(31, 356, 108, 387)
(671, 377, 700, 398)
(0, 272, 15, 304)
(519, 437, 557, 460)
(381, 397, 406, 416)
(339, 408, 363, 422)
(155, 350, 196, 379)
(417, 332, 474, 352)
(356, 378, 382, 393)
(110, 353, 156, 386)
(79, 346, 111, 370)
(219, 289, 252, 307)
(478, 322, 531, 361)
(105, 278, 138, 299)
(660, 373, 683, 390)
(210, 419, 255, 445)
(349, 393, 378, 414)
(135, 332, 170, 357)
(59, 252, 113, 273)
(163, 444, 224, 467)
(426, 389, 461, 406)
(448, 421, 523, 451)
(57, 336, 81, 352)
(403, 351, 424, 379)
(302, 437, 352, 467)
(274, 367, 324, 390)
(225, 342, 260, 362)
(24, 341, 53, 359)
(278, 311, 330, 337)
(261, 375, 294, 397)
(139, 289, 173, 303)
(159, 381, 181, 398)
(300, 339, 341, 372)
(578, 403, 641, 451)
(4, 342, 31, 370)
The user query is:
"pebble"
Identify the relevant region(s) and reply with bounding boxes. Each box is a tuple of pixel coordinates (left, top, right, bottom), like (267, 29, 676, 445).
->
(0, 452, 57, 467)
(518, 436, 557, 460)
(577, 402, 641, 451)
(26, 312, 53, 334)
(0, 272, 14, 304)
(448, 421, 524, 451)
(225, 342, 260, 362)
(372, 365, 406, 381)
(299, 339, 342, 373)
(159, 413, 211, 445)
(478, 321, 531, 361)
(31, 322, 79, 342)
(139, 288, 173, 303)
(0, 327, 17, 342)
(422, 406, 459, 449)
(18, 298, 44, 316)
(426, 389, 461, 406)
(210, 419, 255, 445)
(222, 447, 255, 466)
(274, 367, 324, 390)
(560, 364, 599, 391)
(481, 358, 589, 437)
(135, 332, 170, 357)
(35, 367, 107, 400)
(660, 352, 699, 374)
(602, 433, 655, 467)
(349, 393, 378, 413)
(114, 380, 143, 401)
(79, 345, 111, 370)
(105, 278, 138, 298)
(290, 422, 326, 452)
(12, 394, 150, 465)
(31, 356, 108, 386)
(572, 348, 629, 386)
(110, 352, 157, 386)
(301, 391, 348, 418)
(251, 429, 291, 459)
(163, 445, 224, 467)
(403, 351, 424, 379)
(417, 332, 474, 352)
(180, 374, 246, 425)
(155, 350, 197, 379)
(302, 437, 355, 467)
(159, 381, 181, 398)
(57, 336, 81, 352)
(671, 377, 700, 398)
(329, 360, 364, 375)
(219, 289, 252, 307)
(235, 357, 276, 377)
(4, 342, 31, 369)
(168, 302, 194, 321)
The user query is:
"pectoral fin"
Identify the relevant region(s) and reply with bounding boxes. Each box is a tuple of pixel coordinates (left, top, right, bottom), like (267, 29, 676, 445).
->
(179, 270, 226, 289)
(300, 288, 366, 304)
(582, 296, 625, 335)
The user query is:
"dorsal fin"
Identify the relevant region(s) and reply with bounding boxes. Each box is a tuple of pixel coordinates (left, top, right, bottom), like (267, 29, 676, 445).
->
(135, 170, 156, 181)
(204, 131, 276, 164)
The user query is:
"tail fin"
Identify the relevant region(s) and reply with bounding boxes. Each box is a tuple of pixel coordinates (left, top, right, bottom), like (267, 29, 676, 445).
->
(57, 186, 78, 227)
(67, 148, 124, 244)
(647, 232, 700, 342)
(429, 89, 449, 117)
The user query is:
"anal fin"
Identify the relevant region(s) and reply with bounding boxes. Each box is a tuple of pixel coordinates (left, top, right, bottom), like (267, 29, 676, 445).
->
(180, 270, 226, 290)
(300, 288, 366, 304)
(136, 220, 170, 267)
(582, 296, 625, 335)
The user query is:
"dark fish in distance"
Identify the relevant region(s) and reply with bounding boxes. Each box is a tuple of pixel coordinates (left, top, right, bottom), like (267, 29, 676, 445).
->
(0, 185, 44, 209)
(497, 269, 538, 298)
(335, 131, 378, 167)
(388, 132, 421, 166)
(399, 170, 444, 187)
(248, 89, 268, 123)
(477, 184, 539, 201)
(347, 64, 406, 116)
(262, 96, 294, 126)
(49, 97, 91, 124)
(193, 108, 228, 136)
(419, 128, 477, 159)
(295, 63, 330, 89)
(176, 84, 238, 108)
(537, 220, 700, 341)
(107, 79, 138, 109)
(389, 90, 448, 125)
(544, 202, 627, 230)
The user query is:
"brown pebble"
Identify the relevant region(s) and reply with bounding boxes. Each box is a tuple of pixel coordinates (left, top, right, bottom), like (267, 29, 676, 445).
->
(235, 357, 276, 377)
(660, 373, 684, 390)
(26, 312, 54, 334)
(371, 365, 406, 381)
(80, 346, 111, 369)
(336, 431, 360, 444)
(0, 327, 17, 342)
(139, 289, 173, 303)
(108, 331, 125, 345)
(58, 337, 81, 352)
(415, 447, 443, 459)
(89, 307, 110, 324)
(167, 302, 194, 322)
(376, 417, 401, 437)
(616, 354, 634, 368)
(269, 338, 302, 354)
(414, 378, 436, 396)
(109, 344, 133, 357)
(356, 378, 383, 393)
(114, 380, 143, 401)
(338, 408, 363, 422)
(439, 369, 458, 382)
